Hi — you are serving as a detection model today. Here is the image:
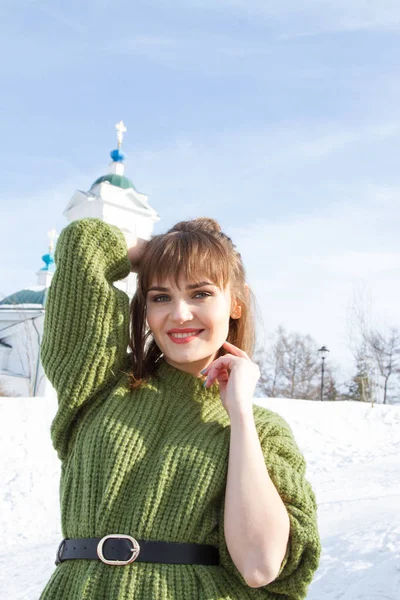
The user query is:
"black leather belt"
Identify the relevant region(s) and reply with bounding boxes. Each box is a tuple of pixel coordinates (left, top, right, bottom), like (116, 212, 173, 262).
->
(56, 535, 220, 566)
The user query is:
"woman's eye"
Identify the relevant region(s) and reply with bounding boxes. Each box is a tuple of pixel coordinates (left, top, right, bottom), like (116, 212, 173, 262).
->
(151, 292, 211, 302)
(153, 295, 169, 302)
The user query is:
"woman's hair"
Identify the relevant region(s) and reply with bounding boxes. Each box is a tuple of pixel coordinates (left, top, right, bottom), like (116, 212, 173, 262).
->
(127, 217, 257, 389)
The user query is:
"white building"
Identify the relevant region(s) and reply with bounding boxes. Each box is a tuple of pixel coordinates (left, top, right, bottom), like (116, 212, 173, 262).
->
(0, 121, 160, 397)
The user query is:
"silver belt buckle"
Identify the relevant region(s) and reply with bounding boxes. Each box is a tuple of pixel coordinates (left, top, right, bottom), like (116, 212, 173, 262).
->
(97, 534, 140, 566)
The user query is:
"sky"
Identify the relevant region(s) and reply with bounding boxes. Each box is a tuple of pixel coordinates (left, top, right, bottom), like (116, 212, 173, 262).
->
(1, 1, 400, 386)
(2, 394, 399, 597)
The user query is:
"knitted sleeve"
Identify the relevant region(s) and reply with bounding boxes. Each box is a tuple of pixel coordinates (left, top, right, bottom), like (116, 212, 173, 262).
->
(255, 408, 321, 597)
(217, 407, 321, 599)
(40, 218, 131, 460)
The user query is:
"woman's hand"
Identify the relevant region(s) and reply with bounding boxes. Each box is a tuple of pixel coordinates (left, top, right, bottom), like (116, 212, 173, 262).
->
(202, 341, 260, 420)
(125, 233, 148, 274)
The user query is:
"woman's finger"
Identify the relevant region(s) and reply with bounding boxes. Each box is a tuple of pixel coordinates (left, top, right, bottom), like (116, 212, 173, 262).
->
(215, 368, 229, 382)
(201, 343, 249, 378)
(222, 340, 251, 360)
(204, 354, 241, 386)
(205, 368, 230, 389)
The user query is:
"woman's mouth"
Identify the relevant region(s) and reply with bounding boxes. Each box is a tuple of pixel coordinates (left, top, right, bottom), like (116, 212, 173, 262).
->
(167, 330, 204, 344)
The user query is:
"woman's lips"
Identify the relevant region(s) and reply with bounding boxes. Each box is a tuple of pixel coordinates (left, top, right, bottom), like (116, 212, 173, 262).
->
(167, 330, 204, 344)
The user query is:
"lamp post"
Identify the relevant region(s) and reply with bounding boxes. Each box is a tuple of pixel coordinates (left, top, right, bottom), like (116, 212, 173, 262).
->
(318, 346, 330, 401)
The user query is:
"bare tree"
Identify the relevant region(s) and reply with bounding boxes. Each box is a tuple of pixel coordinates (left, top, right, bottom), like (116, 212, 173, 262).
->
(323, 369, 339, 401)
(254, 326, 286, 397)
(347, 284, 400, 404)
(367, 327, 400, 404)
(255, 325, 337, 400)
(347, 284, 374, 360)
(267, 327, 286, 397)
(280, 329, 321, 399)
(253, 347, 271, 397)
(344, 342, 373, 403)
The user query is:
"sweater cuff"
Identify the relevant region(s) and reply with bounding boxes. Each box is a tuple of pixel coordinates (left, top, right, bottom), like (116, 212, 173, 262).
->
(106, 223, 132, 281)
(277, 536, 291, 578)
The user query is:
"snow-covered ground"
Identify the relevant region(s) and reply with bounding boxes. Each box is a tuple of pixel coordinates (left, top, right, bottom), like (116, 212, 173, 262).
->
(1, 396, 399, 599)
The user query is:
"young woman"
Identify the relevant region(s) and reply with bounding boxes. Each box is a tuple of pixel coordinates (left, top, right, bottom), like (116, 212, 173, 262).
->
(40, 216, 321, 599)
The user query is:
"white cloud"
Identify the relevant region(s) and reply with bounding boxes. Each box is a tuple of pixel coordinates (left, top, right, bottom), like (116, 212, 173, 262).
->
(106, 34, 178, 54)
(305, 252, 400, 277)
(104, 33, 280, 74)
(175, 0, 400, 33)
(255, 121, 400, 168)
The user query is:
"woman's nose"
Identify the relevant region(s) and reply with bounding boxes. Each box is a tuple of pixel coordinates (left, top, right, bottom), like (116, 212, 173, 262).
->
(171, 300, 193, 322)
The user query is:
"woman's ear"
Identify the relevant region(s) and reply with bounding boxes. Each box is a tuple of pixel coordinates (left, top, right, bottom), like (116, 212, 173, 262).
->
(230, 284, 248, 319)
(230, 298, 242, 319)
(231, 306, 241, 319)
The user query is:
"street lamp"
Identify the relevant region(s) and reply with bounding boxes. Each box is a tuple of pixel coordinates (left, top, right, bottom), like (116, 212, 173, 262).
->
(318, 346, 330, 401)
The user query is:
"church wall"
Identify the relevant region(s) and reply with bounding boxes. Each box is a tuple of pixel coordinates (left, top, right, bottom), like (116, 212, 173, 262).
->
(66, 201, 103, 223)
(0, 312, 45, 397)
(0, 373, 30, 397)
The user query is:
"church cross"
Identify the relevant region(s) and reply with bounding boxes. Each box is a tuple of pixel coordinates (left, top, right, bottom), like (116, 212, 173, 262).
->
(115, 120, 127, 149)
(48, 228, 58, 252)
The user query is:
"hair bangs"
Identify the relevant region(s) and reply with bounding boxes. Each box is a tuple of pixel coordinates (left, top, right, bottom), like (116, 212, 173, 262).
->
(139, 232, 231, 295)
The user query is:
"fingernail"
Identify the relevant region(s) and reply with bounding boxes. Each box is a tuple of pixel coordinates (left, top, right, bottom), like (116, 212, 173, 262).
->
(200, 368, 207, 374)
(203, 381, 207, 388)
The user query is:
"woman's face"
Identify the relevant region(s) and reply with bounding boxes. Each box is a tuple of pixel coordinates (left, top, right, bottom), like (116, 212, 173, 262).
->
(145, 274, 241, 376)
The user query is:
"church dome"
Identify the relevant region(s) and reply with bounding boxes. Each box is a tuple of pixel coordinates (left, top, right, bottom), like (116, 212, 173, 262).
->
(0, 288, 46, 306)
(89, 122, 136, 192)
(91, 173, 136, 191)
(0, 241, 55, 308)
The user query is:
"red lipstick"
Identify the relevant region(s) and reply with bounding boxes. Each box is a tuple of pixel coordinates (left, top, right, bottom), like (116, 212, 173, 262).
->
(167, 329, 204, 344)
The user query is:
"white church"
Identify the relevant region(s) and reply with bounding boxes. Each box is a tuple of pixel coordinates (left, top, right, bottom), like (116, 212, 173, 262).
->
(0, 121, 160, 397)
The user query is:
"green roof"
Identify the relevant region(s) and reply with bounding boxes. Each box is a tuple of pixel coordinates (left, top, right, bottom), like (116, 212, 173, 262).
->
(0, 289, 46, 306)
(91, 174, 136, 191)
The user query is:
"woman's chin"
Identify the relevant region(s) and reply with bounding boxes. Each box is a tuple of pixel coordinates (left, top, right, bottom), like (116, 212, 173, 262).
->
(164, 349, 215, 367)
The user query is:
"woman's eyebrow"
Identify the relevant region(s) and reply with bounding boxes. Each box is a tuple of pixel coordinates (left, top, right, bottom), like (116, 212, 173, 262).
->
(148, 281, 216, 292)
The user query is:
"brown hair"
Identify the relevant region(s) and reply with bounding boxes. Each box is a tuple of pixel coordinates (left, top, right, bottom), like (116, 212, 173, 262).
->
(127, 217, 257, 389)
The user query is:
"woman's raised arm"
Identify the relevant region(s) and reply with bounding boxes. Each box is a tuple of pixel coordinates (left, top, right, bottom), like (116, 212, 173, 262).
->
(41, 218, 133, 459)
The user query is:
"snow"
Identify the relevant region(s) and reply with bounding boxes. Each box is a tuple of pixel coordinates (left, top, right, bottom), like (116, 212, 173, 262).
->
(1, 395, 399, 599)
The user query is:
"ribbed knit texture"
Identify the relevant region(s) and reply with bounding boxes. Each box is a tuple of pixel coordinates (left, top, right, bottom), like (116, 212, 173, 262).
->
(40, 218, 321, 600)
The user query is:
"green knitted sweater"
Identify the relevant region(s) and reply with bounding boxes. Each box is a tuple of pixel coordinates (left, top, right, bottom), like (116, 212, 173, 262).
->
(40, 218, 321, 600)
